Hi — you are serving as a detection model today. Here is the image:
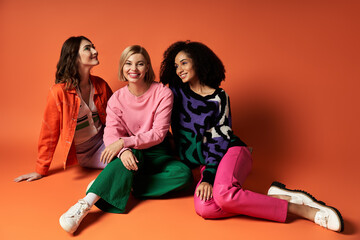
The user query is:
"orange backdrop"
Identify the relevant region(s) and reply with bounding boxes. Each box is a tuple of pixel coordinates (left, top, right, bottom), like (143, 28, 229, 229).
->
(0, 0, 359, 239)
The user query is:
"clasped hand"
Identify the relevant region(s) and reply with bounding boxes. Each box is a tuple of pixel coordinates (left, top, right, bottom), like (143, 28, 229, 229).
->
(120, 150, 139, 171)
(100, 139, 124, 163)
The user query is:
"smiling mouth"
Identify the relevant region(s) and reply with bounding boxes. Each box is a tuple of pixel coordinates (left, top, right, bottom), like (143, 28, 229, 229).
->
(129, 73, 140, 78)
(179, 73, 187, 79)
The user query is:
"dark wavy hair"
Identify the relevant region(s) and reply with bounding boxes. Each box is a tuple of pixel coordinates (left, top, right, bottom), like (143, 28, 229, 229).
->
(55, 36, 92, 90)
(160, 41, 225, 89)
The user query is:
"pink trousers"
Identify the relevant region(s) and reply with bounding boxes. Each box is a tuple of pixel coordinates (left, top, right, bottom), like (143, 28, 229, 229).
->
(194, 146, 288, 222)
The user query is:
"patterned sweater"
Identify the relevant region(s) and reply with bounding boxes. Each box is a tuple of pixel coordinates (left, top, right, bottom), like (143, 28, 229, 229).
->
(170, 84, 245, 184)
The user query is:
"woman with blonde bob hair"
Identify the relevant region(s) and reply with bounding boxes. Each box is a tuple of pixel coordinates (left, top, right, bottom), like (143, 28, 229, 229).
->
(118, 45, 155, 84)
(60, 45, 191, 234)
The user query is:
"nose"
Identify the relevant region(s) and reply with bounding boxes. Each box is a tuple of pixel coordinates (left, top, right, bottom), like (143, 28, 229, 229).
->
(91, 48, 98, 55)
(176, 65, 183, 75)
(130, 64, 137, 71)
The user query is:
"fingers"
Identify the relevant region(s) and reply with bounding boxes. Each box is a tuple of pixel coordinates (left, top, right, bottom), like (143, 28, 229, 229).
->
(100, 150, 106, 163)
(106, 152, 115, 163)
(203, 186, 208, 201)
(14, 175, 25, 182)
(129, 155, 138, 170)
(196, 183, 213, 201)
(100, 140, 124, 164)
(120, 152, 138, 171)
(101, 149, 112, 164)
(100, 148, 116, 164)
(196, 185, 205, 200)
(206, 185, 213, 201)
(14, 173, 42, 182)
(201, 188, 205, 201)
(27, 175, 40, 182)
(124, 156, 138, 171)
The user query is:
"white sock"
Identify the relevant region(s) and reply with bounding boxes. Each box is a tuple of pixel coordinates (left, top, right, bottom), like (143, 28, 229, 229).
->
(83, 193, 100, 207)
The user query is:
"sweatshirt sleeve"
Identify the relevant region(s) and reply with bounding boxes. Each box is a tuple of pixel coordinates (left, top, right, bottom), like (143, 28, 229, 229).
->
(36, 87, 61, 175)
(103, 94, 129, 147)
(121, 88, 174, 149)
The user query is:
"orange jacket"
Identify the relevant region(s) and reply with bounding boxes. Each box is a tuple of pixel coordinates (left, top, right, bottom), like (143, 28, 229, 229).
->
(35, 76, 113, 175)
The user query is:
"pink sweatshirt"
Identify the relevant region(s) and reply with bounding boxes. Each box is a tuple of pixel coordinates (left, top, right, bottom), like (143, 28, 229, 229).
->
(103, 82, 173, 156)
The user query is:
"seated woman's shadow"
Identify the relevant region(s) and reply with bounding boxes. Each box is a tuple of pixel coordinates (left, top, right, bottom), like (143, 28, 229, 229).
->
(45, 163, 102, 180)
(231, 95, 294, 194)
(45, 166, 65, 176)
(231, 94, 355, 235)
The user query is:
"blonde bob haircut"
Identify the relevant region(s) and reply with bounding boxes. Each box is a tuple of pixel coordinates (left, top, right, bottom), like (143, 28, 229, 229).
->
(118, 45, 155, 84)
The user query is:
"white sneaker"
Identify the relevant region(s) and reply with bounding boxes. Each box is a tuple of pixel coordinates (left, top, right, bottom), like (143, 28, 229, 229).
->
(59, 199, 91, 234)
(268, 181, 344, 232)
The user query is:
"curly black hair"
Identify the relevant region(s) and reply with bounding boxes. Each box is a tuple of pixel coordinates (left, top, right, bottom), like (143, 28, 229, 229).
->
(160, 41, 225, 89)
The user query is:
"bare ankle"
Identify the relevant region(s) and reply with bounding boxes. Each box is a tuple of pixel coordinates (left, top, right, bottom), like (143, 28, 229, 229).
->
(270, 194, 291, 202)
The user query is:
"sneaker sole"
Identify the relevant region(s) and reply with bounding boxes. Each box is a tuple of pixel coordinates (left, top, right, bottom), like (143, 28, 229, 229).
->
(268, 181, 344, 232)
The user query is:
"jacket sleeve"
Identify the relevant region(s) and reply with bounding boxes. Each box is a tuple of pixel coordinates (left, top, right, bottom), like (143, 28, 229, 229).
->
(121, 90, 173, 150)
(36, 87, 61, 175)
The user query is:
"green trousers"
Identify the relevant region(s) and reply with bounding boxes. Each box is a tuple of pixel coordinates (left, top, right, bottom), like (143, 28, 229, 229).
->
(87, 140, 192, 213)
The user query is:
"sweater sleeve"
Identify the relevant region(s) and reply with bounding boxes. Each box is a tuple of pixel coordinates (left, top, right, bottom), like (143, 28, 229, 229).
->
(36, 87, 61, 175)
(121, 89, 174, 149)
(103, 94, 129, 147)
(201, 92, 233, 184)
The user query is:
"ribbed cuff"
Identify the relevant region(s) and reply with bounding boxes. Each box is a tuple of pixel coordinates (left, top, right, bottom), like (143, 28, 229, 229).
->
(201, 170, 215, 185)
(117, 148, 131, 159)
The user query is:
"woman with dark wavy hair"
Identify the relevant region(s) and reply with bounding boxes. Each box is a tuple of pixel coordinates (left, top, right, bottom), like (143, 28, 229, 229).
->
(160, 41, 343, 232)
(14, 36, 113, 182)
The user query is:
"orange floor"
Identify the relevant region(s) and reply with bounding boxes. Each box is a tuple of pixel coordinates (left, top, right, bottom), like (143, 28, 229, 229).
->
(1, 141, 358, 240)
(1, 0, 360, 239)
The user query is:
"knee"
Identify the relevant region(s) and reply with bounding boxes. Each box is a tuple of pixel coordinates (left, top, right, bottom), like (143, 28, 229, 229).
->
(213, 184, 239, 210)
(194, 197, 220, 219)
(195, 205, 211, 219)
(172, 162, 192, 183)
(182, 166, 192, 182)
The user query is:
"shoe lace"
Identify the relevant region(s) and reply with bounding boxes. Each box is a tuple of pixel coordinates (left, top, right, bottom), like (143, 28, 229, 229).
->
(315, 211, 328, 228)
(68, 200, 89, 218)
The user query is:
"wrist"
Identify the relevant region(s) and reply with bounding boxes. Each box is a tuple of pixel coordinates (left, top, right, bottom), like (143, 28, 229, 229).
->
(118, 138, 124, 147)
(118, 148, 131, 158)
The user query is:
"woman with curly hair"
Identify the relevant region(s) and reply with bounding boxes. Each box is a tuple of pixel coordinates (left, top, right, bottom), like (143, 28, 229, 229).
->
(14, 36, 113, 182)
(59, 45, 191, 234)
(160, 41, 343, 232)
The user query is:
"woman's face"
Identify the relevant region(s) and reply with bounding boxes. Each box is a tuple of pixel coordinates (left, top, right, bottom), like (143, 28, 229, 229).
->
(78, 39, 99, 68)
(174, 51, 198, 85)
(122, 53, 148, 83)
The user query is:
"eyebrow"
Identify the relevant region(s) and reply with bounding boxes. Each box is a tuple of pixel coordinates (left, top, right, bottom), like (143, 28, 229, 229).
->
(175, 58, 187, 65)
(83, 44, 93, 48)
(125, 60, 146, 64)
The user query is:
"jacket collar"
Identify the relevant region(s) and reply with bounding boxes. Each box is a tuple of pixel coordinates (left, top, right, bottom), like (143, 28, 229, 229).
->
(67, 75, 102, 95)
(90, 75, 102, 95)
